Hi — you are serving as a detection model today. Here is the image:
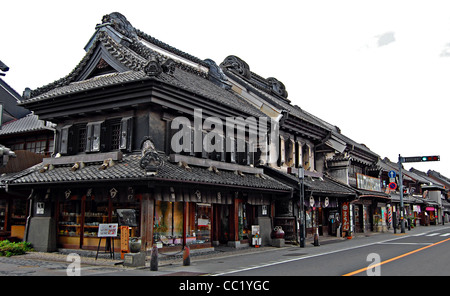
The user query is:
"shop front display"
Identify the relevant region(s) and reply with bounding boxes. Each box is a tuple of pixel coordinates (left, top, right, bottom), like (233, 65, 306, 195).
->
(56, 189, 140, 251)
(0, 197, 27, 240)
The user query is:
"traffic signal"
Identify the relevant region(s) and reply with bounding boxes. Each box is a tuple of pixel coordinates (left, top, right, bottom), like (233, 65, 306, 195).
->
(402, 155, 440, 163)
(421, 156, 440, 162)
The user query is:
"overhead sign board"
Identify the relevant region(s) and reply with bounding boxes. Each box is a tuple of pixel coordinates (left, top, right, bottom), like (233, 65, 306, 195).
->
(356, 173, 382, 192)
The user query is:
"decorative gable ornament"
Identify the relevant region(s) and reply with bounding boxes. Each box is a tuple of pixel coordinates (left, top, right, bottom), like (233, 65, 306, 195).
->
(267, 77, 288, 99)
(139, 138, 163, 175)
(101, 12, 138, 40)
(204, 59, 231, 90)
(144, 56, 162, 76)
(162, 58, 176, 75)
(220, 55, 251, 79)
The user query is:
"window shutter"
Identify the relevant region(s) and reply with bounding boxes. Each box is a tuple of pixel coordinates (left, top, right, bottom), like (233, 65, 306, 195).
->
(86, 121, 103, 152)
(279, 135, 285, 166)
(119, 117, 133, 151)
(60, 125, 72, 155)
(201, 131, 208, 159)
(248, 141, 255, 166)
(189, 127, 195, 156)
(219, 133, 225, 162)
(229, 136, 236, 163)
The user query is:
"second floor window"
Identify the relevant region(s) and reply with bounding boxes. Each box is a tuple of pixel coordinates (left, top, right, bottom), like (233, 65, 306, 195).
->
(59, 117, 133, 155)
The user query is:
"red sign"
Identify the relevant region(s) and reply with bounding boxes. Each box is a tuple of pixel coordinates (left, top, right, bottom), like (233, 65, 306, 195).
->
(388, 182, 397, 190)
(342, 202, 350, 231)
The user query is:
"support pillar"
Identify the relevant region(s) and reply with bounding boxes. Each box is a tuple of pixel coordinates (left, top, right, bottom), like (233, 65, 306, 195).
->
(140, 192, 154, 252)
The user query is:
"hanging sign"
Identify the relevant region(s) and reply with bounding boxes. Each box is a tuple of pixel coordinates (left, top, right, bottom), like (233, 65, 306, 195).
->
(342, 202, 350, 232)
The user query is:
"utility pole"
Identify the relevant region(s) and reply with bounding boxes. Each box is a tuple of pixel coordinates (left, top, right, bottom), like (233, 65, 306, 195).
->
(299, 167, 305, 248)
(398, 154, 405, 233)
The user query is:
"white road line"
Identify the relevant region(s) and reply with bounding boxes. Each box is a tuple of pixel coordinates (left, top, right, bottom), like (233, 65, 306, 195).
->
(378, 242, 433, 245)
(211, 228, 450, 276)
(426, 233, 440, 237)
(212, 236, 407, 276)
(440, 233, 450, 237)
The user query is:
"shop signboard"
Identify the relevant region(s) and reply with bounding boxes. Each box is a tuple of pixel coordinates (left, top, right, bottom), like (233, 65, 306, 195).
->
(356, 173, 382, 192)
(342, 202, 350, 232)
(98, 223, 118, 237)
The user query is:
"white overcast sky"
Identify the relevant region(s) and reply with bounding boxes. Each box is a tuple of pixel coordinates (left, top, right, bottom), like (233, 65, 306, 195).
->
(3, 0, 450, 178)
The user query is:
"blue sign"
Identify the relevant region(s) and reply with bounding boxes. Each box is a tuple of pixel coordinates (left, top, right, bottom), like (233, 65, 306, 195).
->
(388, 170, 396, 178)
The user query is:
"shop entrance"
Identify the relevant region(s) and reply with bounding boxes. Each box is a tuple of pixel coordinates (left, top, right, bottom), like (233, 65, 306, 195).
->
(217, 204, 229, 244)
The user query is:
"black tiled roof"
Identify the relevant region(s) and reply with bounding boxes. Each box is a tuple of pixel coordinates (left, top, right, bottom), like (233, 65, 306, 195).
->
(0, 114, 54, 135)
(262, 166, 357, 196)
(21, 14, 266, 118)
(9, 153, 291, 191)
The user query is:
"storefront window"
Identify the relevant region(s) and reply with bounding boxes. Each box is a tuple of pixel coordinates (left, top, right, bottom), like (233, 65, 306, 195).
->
(238, 203, 252, 240)
(11, 199, 27, 225)
(83, 197, 109, 249)
(195, 203, 211, 244)
(112, 195, 140, 238)
(154, 201, 183, 246)
(58, 199, 81, 248)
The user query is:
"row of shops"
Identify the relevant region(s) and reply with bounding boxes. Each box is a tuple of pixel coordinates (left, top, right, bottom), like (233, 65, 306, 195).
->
(1, 12, 449, 257)
(0, 172, 446, 252)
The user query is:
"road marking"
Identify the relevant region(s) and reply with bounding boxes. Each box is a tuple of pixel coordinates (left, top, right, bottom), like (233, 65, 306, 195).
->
(342, 237, 450, 276)
(212, 236, 407, 276)
(378, 242, 432, 245)
(426, 233, 440, 237)
(440, 233, 450, 237)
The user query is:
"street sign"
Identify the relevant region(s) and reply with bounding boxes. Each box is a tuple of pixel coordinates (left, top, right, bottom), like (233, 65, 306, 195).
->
(402, 155, 440, 163)
(388, 170, 396, 178)
(388, 182, 397, 190)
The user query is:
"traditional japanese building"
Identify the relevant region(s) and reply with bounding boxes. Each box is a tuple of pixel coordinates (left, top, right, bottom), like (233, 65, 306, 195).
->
(216, 55, 361, 240)
(0, 72, 55, 242)
(9, 13, 293, 252)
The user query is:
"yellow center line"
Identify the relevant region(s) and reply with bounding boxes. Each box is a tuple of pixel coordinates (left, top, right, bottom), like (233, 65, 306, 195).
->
(342, 237, 450, 276)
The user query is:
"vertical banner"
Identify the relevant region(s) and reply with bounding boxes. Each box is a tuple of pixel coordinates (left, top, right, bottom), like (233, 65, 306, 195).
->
(342, 202, 350, 232)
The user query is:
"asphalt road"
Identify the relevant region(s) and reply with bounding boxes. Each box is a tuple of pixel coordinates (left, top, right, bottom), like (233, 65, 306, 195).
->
(207, 226, 450, 276)
(2, 225, 450, 278)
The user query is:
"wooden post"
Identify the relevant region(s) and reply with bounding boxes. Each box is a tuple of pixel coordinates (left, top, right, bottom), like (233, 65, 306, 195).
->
(212, 204, 220, 244)
(182, 202, 188, 247)
(80, 196, 86, 249)
(229, 198, 240, 242)
(140, 192, 154, 252)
